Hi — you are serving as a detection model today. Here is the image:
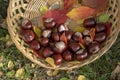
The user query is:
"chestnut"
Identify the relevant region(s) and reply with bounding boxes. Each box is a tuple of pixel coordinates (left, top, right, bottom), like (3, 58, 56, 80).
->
(94, 32, 106, 43)
(23, 30, 35, 43)
(42, 29, 52, 38)
(52, 54, 63, 65)
(83, 30, 90, 36)
(29, 40, 40, 51)
(57, 25, 68, 33)
(63, 50, 73, 61)
(76, 50, 88, 61)
(69, 42, 81, 53)
(84, 36, 92, 46)
(95, 23, 106, 33)
(72, 32, 82, 42)
(52, 32, 60, 42)
(21, 19, 32, 29)
(40, 38, 49, 47)
(44, 18, 56, 29)
(42, 47, 54, 57)
(88, 42, 100, 54)
(53, 41, 67, 54)
(65, 31, 73, 41)
(33, 50, 44, 59)
(83, 17, 96, 28)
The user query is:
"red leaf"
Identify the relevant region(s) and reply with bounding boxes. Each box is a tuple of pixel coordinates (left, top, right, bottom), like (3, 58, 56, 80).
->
(64, 0, 74, 10)
(60, 32, 67, 44)
(82, 0, 108, 11)
(105, 22, 111, 35)
(79, 37, 85, 45)
(43, 10, 68, 24)
(89, 28, 96, 41)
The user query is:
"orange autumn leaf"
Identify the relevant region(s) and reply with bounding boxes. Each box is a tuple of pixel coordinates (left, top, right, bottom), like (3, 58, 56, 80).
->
(79, 37, 85, 45)
(64, 0, 74, 10)
(67, 6, 95, 20)
(60, 32, 67, 44)
(89, 28, 96, 41)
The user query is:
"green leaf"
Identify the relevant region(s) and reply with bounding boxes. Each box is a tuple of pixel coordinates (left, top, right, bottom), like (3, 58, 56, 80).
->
(39, 6, 48, 14)
(98, 14, 109, 23)
(60, 77, 69, 80)
(6, 70, 15, 77)
(33, 26, 42, 38)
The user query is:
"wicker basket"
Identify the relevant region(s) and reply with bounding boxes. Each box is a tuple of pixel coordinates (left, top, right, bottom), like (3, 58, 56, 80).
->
(7, 0, 120, 70)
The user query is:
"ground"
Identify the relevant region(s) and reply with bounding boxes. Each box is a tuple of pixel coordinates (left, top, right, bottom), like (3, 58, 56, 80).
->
(0, 1, 120, 80)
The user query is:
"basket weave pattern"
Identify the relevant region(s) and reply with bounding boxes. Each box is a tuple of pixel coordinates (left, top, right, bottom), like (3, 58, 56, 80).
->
(7, 0, 120, 70)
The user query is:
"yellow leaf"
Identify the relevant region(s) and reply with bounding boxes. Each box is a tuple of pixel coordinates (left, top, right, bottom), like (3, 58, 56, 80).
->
(67, 6, 95, 20)
(15, 68, 25, 78)
(78, 75, 87, 80)
(53, 70, 59, 76)
(45, 57, 56, 67)
(79, 43, 85, 49)
(33, 25, 42, 38)
(67, 9, 78, 20)
(47, 70, 59, 76)
(74, 27, 86, 33)
(76, 19, 84, 24)
(0, 63, 3, 67)
(8, 60, 14, 70)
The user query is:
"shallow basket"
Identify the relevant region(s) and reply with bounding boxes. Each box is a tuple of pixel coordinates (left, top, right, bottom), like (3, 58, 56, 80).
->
(7, 0, 120, 70)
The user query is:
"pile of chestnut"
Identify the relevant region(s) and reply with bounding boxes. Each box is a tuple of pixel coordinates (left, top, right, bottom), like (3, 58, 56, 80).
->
(20, 17, 108, 65)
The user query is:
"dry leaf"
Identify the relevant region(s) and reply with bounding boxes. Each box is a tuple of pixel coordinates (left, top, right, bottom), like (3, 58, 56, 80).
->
(110, 64, 120, 80)
(15, 68, 25, 78)
(43, 10, 68, 24)
(67, 6, 95, 20)
(78, 75, 87, 80)
(82, 0, 108, 11)
(45, 57, 56, 67)
(8, 60, 14, 70)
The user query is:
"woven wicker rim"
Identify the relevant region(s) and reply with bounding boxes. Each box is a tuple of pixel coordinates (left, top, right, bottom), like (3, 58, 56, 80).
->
(7, 0, 120, 70)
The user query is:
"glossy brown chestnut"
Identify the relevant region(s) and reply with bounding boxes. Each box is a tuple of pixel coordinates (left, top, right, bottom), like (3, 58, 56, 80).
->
(95, 23, 106, 33)
(44, 18, 56, 29)
(94, 32, 106, 43)
(23, 30, 35, 43)
(88, 42, 100, 54)
(72, 32, 82, 42)
(33, 50, 44, 59)
(52, 54, 63, 65)
(29, 40, 40, 51)
(76, 50, 88, 61)
(63, 50, 73, 61)
(42, 29, 52, 38)
(65, 31, 73, 41)
(69, 43, 81, 53)
(40, 38, 49, 47)
(52, 32, 60, 42)
(57, 25, 68, 33)
(53, 41, 67, 54)
(83, 17, 96, 28)
(21, 19, 32, 29)
(83, 30, 90, 36)
(42, 47, 54, 57)
(84, 36, 92, 46)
